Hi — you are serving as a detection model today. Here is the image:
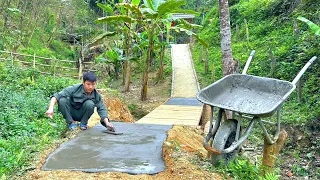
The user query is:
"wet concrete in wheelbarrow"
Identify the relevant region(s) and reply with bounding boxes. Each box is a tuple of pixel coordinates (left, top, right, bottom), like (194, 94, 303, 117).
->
(42, 122, 172, 174)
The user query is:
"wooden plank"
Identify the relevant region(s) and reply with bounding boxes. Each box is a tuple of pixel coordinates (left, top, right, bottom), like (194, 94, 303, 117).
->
(136, 104, 202, 126)
(139, 117, 199, 124)
(156, 105, 202, 110)
(139, 117, 199, 121)
(137, 117, 199, 126)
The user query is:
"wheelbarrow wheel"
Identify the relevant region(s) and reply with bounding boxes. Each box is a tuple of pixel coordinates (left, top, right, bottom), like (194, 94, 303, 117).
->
(211, 119, 238, 166)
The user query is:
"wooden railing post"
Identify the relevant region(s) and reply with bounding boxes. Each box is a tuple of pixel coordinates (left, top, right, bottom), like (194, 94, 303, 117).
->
(53, 58, 56, 78)
(11, 52, 14, 67)
(33, 53, 36, 81)
(78, 57, 83, 80)
(205, 48, 209, 74)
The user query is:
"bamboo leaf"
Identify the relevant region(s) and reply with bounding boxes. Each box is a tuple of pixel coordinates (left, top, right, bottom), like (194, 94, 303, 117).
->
(117, 3, 143, 17)
(171, 9, 199, 16)
(90, 32, 116, 47)
(95, 15, 133, 24)
(297, 16, 320, 36)
(153, 0, 166, 10)
(143, 0, 154, 10)
(141, 7, 157, 15)
(193, 35, 208, 48)
(131, 0, 141, 5)
(121, 56, 138, 61)
(97, 3, 114, 15)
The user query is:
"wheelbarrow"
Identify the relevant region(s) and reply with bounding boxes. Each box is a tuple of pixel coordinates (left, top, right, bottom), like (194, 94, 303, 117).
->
(196, 53, 317, 165)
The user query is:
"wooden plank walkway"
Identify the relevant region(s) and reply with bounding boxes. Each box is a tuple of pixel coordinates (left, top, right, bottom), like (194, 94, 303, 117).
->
(136, 105, 202, 126)
(137, 44, 203, 126)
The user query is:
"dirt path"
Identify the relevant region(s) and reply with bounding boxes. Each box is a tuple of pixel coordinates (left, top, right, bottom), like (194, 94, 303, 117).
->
(171, 44, 199, 98)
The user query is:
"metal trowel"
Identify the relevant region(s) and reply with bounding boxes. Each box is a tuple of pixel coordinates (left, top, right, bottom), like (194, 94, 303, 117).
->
(48, 115, 58, 128)
(104, 126, 123, 135)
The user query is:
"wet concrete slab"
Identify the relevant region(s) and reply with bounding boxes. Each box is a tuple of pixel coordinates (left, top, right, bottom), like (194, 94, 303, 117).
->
(42, 122, 172, 174)
(165, 98, 202, 106)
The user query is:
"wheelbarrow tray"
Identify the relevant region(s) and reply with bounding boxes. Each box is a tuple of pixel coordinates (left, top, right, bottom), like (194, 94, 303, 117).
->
(197, 74, 296, 117)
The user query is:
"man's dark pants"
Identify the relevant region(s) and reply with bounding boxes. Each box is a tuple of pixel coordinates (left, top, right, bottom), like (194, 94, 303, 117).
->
(58, 98, 94, 125)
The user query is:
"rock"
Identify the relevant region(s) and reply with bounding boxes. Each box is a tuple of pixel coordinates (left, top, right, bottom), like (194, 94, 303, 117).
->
(286, 171, 293, 177)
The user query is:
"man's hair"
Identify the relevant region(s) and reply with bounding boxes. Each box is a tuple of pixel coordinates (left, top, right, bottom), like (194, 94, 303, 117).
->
(83, 72, 97, 82)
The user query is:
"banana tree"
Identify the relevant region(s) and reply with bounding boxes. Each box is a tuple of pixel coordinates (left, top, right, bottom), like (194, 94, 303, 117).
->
(97, 0, 207, 100)
(297, 16, 320, 36)
(95, 1, 140, 92)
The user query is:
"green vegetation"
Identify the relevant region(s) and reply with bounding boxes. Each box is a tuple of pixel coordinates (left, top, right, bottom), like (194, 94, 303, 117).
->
(0, 62, 78, 178)
(212, 158, 280, 180)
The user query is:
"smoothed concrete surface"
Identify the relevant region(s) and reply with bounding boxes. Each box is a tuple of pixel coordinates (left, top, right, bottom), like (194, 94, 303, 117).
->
(171, 44, 199, 98)
(42, 122, 172, 174)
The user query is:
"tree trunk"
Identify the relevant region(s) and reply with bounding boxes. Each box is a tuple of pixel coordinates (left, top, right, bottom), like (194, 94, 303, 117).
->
(157, 45, 165, 81)
(205, 47, 209, 74)
(236, 24, 240, 42)
(268, 47, 276, 78)
(124, 61, 131, 92)
(244, 18, 250, 49)
(123, 33, 129, 85)
(219, 0, 235, 119)
(293, 19, 299, 36)
(219, 0, 235, 76)
(3, 0, 12, 29)
(157, 32, 165, 81)
(212, 63, 215, 83)
(141, 27, 154, 101)
(261, 130, 288, 175)
(124, 34, 132, 92)
(199, 45, 203, 62)
(47, 2, 63, 48)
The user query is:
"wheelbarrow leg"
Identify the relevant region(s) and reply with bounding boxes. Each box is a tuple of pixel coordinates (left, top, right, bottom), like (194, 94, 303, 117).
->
(258, 108, 281, 144)
(203, 108, 223, 150)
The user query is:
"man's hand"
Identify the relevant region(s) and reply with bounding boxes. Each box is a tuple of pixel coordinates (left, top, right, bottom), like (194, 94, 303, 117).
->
(46, 97, 57, 118)
(104, 118, 114, 131)
(46, 108, 54, 118)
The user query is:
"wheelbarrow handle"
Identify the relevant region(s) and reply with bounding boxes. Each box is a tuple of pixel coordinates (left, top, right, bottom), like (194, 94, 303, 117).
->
(242, 50, 255, 75)
(292, 56, 317, 85)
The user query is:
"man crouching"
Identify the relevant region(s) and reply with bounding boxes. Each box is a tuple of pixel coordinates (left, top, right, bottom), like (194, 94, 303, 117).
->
(45, 72, 113, 130)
